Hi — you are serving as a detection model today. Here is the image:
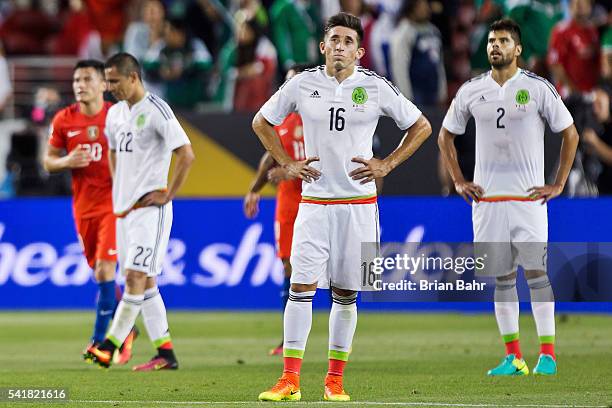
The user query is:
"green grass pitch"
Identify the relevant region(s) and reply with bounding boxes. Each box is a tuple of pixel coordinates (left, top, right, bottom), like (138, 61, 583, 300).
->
(0, 311, 610, 407)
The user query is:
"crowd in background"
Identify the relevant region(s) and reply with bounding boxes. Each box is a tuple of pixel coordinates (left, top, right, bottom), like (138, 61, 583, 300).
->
(0, 0, 610, 196)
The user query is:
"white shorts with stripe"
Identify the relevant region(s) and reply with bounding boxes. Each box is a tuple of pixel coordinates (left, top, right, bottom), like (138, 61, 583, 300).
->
(116, 202, 173, 276)
(473, 200, 547, 276)
(290, 203, 379, 291)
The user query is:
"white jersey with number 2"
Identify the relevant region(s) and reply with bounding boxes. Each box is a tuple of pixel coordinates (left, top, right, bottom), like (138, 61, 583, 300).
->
(442, 69, 573, 200)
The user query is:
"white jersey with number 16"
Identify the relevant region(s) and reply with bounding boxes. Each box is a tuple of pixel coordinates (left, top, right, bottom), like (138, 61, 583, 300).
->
(260, 65, 421, 203)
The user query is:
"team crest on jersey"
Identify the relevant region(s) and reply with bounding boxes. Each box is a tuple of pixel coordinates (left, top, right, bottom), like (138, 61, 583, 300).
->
(87, 126, 98, 140)
(137, 114, 146, 128)
(515, 89, 530, 105)
(352, 87, 368, 105)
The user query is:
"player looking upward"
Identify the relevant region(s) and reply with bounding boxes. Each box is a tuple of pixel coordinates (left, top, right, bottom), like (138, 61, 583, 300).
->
(245, 63, 385, 357)
(89, 53, 195, 371)
(43, 59, 137, 365)
(253, 12, 431, 402)
(438, 18, 579, 376)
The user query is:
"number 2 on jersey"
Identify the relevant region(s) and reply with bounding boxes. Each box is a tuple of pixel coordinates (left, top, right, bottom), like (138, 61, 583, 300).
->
(496, 108, 505, 129)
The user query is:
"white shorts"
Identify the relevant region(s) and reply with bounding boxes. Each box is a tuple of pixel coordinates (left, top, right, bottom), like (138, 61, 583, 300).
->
(116, 202, 173, 277)
(473, 200, 547, 277)
(290, 203, 379, 291)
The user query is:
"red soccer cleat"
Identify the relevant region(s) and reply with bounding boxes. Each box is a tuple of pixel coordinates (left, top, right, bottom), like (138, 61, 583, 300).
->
(132, 356, 178, 371)
(113, 326, 139, 365)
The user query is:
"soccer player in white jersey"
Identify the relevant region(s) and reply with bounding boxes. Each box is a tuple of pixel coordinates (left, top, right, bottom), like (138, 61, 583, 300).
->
(438, 19, 579, 376)
(89, 53, 195, 371)
(253, 13, 431, 401)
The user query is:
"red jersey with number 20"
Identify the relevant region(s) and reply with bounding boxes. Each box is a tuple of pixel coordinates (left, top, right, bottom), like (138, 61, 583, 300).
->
(48, 102, 114, 219)
(274, 112, 303, 222)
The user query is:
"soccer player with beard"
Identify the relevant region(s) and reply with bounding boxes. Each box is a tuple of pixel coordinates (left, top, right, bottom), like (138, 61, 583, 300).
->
(439, 19, 579, 376)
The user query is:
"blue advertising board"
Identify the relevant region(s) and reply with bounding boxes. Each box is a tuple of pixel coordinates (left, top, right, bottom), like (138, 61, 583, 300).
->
(0, 197, 610, 311)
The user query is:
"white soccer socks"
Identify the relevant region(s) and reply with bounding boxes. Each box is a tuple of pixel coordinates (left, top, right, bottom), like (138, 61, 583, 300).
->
(494, 277, 520, 336)
(328, 292, 358, 364)
(107, 292, 144, 347)
(528, 275, 555, 357)
(283, 290, 315, 364)
(141, 286, 172, 347)
(494, 277, 522, 358)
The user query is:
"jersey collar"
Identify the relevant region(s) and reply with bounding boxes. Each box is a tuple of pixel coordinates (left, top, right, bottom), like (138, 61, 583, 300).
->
(128, 91, 150, 111)
(488, 68, 522, 88)
(323, 66, 359, 85)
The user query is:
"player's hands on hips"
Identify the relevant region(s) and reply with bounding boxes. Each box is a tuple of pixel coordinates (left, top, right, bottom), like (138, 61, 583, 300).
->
(243, 192, 260, 219)
(139, 190, 170, 207)
(267, 167, 292, 184)
(284, 157, 321, 183)
(455, 180, 485, 204)
(66, 144, 92, 168)
(528, 184, 563, 204)
(349, 157, 390, 184)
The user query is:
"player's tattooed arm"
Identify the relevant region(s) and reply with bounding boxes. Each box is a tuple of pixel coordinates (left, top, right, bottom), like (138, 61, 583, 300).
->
(244, 152, 276, 219)
(438, 126, 485, 204)
(528, 124, 579, 204)
(252, 112, 321, 183)
(350, 115, 432, 185)
(43, 144, 92, 172)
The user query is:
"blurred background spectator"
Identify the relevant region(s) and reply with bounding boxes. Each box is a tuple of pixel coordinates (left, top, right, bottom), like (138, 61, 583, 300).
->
(0, 0, 55, 55)
(49, 0, 102, 59)
(269, 0, 321, 74)
(218, 15, 277, 112)
(124, 0, 166, 62)
(143, 17, 213, 108)
(83, 0, 127, 56)
(391, 0, 447, 106)
(547, 0, 599, 99)
(582, 87, 612, 194)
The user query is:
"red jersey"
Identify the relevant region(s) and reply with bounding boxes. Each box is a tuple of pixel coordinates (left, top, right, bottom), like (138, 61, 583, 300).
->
(274, 113, 303, 221)
(49, 102, 114, 219)
(548, 20, 600, 94)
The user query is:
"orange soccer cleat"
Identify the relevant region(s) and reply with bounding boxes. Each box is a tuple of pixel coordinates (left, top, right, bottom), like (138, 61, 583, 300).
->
(324, 374, 350, 402)
(258, 373, 301, 401)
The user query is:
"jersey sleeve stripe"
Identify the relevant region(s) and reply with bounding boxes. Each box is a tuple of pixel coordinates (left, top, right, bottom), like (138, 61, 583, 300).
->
(455, 71, 489, 95)
(522, 71, 560, 99)
(357, 68, 399, 95)
(150, 94, 175, 119)
(150, 94, 174, 118)
(148, 96, 172, 120)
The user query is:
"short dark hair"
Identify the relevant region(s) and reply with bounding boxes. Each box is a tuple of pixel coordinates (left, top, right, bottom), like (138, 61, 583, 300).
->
(289, 63, 318, 74)
(73, 59, 105, 77)
(324, 12, 364, 44)
(489, 18, 522, 45)
(105, 52, 142, 80)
